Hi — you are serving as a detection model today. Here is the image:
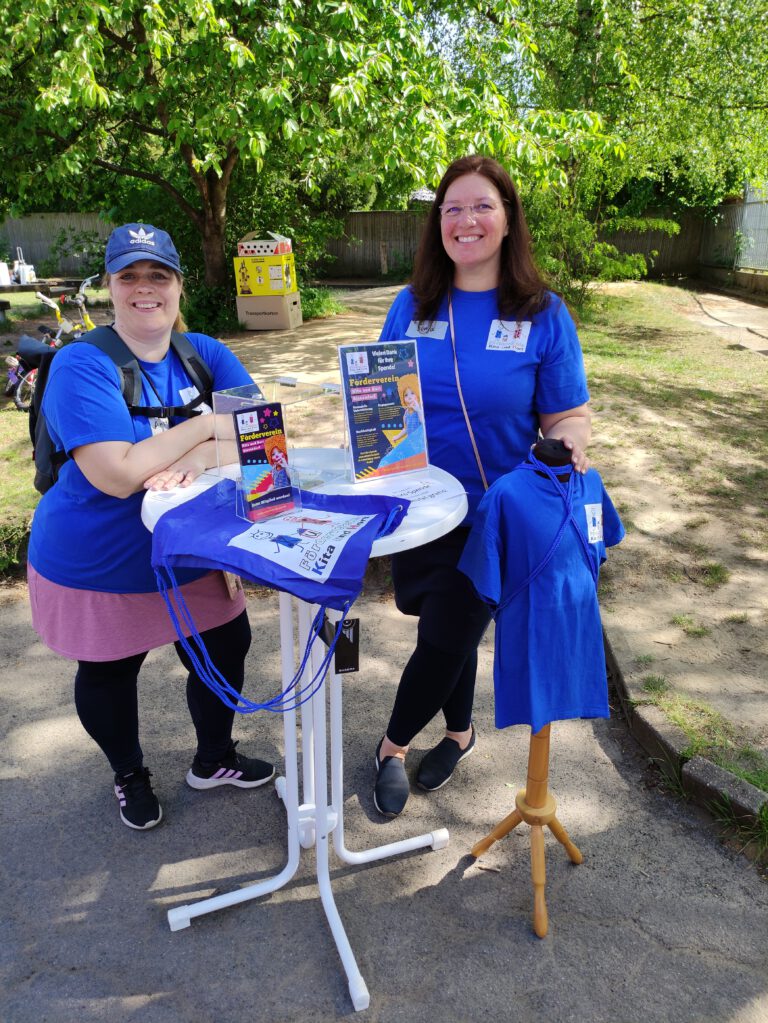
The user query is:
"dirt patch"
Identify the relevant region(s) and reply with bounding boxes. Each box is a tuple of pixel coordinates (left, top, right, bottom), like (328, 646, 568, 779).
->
(587, 282, 768, 760)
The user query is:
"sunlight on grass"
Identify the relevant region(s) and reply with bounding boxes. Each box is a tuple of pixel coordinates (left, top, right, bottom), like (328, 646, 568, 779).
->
(670, 614, 711, 638)
(639, 678, 768, 795)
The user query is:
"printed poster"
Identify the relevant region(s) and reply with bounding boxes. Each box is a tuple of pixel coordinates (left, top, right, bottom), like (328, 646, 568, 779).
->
(233, 402, 294, 521)
(338, 340, 428, 482)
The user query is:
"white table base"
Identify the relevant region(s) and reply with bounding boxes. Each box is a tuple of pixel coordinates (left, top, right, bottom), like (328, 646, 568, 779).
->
(167, 592, 449, 1012)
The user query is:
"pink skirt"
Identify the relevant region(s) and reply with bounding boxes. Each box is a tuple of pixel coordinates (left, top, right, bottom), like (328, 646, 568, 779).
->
(28, 564, 246, 662)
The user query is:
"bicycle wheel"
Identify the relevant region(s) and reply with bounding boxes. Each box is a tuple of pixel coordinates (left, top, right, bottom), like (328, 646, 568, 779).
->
(13, 369, 37, 411)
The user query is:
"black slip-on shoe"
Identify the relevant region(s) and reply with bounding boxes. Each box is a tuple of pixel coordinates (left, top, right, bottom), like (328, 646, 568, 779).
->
(373, 738, 410, 818)
(416, 726, 477, 792)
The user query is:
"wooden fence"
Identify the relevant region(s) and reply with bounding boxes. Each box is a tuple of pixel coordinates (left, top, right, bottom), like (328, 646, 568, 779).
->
(326, 210, 427, 277)
(5, 200, 764, 282)
(1, 212, 112, 275)
(326, 208, 708, 278)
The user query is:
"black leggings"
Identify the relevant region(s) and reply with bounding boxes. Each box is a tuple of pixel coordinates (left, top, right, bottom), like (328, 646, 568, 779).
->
(74, 611, 251, 776)
(386, 528, 492, 748)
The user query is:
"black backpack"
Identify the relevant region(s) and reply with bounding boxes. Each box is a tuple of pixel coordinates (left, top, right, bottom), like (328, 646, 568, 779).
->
(30, 325, 214, 494)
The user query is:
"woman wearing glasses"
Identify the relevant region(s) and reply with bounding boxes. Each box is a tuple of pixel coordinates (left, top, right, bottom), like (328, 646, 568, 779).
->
(373, 155, 592, 818)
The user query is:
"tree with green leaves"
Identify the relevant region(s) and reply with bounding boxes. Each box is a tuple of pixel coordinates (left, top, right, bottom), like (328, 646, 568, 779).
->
(0, 0, 619, 291)
(430, 0, 768, 302)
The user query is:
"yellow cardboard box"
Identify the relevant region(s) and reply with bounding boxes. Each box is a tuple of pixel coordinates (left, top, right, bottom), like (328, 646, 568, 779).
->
(236, 293, 303, 331)
(234, 253, 296, 296)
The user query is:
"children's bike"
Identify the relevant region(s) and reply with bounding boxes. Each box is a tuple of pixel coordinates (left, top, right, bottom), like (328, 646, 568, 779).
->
(3, 275, 99, 411)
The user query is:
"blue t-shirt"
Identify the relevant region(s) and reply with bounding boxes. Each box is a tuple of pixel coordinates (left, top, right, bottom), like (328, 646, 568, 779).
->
(458, 463, 624, 733)
(28, 332, 253, 593)
(379, 287, 590, 522)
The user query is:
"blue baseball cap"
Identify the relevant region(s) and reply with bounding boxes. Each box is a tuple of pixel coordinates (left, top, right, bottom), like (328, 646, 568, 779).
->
(105, 223, 181, 274)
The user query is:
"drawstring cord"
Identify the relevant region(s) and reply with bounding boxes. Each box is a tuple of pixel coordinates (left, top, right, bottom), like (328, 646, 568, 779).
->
(155, 565, 350, 714)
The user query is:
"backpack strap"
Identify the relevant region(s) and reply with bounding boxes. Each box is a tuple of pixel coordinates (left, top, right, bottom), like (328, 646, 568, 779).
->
(80, 326, 213, 419)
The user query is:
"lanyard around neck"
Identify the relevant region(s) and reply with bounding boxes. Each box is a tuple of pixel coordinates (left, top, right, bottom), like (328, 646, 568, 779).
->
(447, 293, 489, 491)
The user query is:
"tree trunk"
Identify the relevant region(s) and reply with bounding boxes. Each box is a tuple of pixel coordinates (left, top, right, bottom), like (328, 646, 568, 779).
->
(199, 168, 232, 288)
(200, 219, 229, 288)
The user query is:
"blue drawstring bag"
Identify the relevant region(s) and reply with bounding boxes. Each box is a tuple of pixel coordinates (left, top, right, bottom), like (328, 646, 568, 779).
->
(151, 478, 409, 714)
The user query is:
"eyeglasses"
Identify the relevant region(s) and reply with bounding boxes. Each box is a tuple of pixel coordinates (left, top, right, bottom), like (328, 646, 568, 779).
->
(438, 201, 505, 219)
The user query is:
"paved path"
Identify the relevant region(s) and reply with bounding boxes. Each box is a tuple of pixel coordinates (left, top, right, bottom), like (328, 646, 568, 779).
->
(677, 284, 768, 356)
(2, 583, 767, 1023)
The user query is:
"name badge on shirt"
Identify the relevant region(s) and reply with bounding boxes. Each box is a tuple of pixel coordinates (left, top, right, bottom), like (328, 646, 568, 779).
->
(405, 319, 448, 340)
(150, 417, 170, 436)
(486, 319, 531, 352)
(585, 504, 604, 543)
(179, 385, 212, 415)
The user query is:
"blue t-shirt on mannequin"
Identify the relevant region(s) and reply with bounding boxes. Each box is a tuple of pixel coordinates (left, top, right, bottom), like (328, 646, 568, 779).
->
(379, 287, 590, 522)
(459, 451, 625, 733)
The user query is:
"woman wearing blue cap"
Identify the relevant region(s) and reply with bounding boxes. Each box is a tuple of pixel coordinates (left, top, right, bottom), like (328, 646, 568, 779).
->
(26, 223, 275, 831)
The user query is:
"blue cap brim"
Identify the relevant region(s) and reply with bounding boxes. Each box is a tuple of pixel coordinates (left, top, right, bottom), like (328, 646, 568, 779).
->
(106, 251, 181, 274)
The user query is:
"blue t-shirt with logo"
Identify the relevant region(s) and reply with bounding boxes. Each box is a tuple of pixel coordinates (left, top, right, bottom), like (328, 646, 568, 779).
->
(28, 332, 253, 593)
(379, 287, 590, 523)
(458, 464, 624, 732)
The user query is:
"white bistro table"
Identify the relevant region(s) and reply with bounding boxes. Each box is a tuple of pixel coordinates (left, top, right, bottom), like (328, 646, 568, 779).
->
(142, 449, 467, 1012)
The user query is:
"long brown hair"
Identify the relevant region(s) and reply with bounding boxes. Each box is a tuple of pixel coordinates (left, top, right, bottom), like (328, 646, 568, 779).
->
(410, 155, 548, 322)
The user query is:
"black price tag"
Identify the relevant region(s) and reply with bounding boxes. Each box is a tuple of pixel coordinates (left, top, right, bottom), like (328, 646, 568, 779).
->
(321, 615, 360, 674)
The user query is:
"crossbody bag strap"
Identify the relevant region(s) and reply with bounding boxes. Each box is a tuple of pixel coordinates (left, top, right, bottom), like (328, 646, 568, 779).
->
(448, 293, 489, 492)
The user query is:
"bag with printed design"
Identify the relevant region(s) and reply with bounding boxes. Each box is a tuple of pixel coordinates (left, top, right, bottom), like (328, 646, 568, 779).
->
(151, 478, 409, 612)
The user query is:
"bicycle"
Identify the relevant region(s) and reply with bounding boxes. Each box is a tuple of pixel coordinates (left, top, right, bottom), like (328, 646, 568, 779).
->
(4, 275, 99, 411)
(36, 273, 99, 342)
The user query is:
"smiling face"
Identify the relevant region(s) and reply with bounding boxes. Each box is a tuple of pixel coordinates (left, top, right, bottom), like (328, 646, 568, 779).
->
(109, 260, 182, 346)
(439, 172, 509, 290)
(270, 445, 287, 468)
(403, 387, 419, 409)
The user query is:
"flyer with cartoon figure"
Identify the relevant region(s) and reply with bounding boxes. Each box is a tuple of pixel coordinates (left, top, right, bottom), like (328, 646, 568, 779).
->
(338, 340, 428, 481)
(228, 507, 376, 582)
(233, 402, 294, 521)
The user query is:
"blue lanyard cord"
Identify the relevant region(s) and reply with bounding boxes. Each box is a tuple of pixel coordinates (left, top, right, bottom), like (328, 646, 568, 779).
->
(154, 567, 351, 713)
(494, 452, 598, 615)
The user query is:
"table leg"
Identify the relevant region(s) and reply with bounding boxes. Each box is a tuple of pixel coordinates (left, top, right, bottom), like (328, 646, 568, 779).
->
(296, 600, 316, 848)
(308, 613, 370, 1011)
(325, 610, 449, 865)
(167, 591, 301, 932)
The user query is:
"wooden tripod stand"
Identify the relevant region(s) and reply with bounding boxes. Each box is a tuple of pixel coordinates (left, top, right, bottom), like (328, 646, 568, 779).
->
(471, 723, 583, 938)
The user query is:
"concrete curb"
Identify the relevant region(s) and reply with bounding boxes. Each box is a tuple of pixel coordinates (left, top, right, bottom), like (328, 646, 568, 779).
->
(603, 625, 768, 828)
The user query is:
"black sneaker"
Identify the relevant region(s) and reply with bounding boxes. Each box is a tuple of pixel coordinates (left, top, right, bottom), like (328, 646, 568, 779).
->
(373, 738, 410, 818)
(114, 767, 163, 830)
(416, 726, 477, 792)
(186, 741, 275, 790)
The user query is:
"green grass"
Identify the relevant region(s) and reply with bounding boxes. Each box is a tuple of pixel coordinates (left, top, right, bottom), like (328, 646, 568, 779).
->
(724, 611, 749, 624)
(670, 614, 711, 638)
(0, 407, 37, 572)
(710, 797, 768, 864)
(641, 674, 670, 696)
(298, 286, 348, 320)
(639, 675, 768, 795)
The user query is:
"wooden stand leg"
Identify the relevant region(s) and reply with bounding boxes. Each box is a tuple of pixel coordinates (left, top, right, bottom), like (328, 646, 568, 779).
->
(547, 814, 584, 865)
(530, 824, 548, 938)
(472, 724, 583, 938)
(471, 808, 523, 858)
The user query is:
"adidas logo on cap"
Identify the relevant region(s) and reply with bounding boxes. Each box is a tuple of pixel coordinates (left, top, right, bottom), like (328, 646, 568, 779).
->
(129, 227, 155, 246)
